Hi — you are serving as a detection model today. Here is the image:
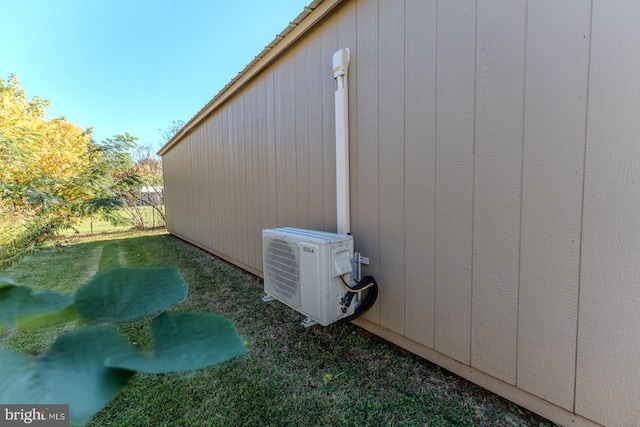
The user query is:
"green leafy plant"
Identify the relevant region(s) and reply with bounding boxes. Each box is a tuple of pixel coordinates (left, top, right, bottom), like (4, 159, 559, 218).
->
(0, 267, 247, 426)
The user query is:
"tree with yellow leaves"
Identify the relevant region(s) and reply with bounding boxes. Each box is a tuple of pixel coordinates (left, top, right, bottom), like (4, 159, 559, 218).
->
(0, 74, 136, 259)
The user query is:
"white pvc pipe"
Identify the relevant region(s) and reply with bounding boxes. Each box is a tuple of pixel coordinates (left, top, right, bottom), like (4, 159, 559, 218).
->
(333, 48, 350, 235)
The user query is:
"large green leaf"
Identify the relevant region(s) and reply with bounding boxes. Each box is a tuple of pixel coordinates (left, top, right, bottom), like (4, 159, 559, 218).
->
(0, 285, 74, 328)
(106, 312, 247, 373)
(74, 267, 188, 323)
(16, 305, 78, 330)
(0, 348, 46, 403)
(0, 277, 16, 289)
(40, 327, 136, 425)
(0, 327, 136, 426)
(0, 268, 245, 425)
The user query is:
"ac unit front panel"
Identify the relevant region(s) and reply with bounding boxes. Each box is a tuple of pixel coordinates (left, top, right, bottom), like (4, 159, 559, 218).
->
(298, 241, 321, 322)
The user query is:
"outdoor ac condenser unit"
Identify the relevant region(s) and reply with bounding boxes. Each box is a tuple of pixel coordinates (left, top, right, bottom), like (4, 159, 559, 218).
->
(262, 227, 355, 327)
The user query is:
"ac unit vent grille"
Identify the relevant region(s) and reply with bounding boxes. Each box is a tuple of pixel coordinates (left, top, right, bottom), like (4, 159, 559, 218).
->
(264, 237, 300, 307)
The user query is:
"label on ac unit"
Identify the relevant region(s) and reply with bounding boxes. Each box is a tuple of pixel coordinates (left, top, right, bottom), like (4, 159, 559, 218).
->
(332, 246, 352, 277)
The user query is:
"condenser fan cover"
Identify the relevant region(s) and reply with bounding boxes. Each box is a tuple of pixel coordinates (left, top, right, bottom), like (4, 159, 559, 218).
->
(263, 237, 301, 307)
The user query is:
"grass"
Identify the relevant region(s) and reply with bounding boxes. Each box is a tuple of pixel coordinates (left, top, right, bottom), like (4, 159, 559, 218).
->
(0, 230, 556, 427)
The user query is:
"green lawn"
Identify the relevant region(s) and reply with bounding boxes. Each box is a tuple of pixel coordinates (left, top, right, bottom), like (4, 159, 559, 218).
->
(0, 230, 554, 427)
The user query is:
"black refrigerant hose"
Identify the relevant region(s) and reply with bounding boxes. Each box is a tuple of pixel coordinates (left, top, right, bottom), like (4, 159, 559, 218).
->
(338, 275, 378, 323)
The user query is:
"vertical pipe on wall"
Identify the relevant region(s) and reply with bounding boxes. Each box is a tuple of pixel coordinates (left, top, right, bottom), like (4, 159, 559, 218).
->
(333, 48, 351, 235)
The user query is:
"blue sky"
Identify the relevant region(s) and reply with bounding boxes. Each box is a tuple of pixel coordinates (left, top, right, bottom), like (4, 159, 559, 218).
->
(1, 0, 311, 149)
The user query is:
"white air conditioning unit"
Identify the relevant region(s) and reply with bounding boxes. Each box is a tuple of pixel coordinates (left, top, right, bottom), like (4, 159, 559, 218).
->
(262, 227, 355, 327)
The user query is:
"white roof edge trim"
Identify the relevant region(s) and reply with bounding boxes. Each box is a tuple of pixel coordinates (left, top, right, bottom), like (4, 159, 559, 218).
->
(158, 0, 344, 156)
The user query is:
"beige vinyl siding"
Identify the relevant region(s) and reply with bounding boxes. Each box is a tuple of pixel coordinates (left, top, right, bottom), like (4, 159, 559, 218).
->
(160, 1, 640, 425)
(517, 0, 590, 411)
(307, 34, 325, 232)
(264, 73, 278, 233)
(433, 0, 475, 367)
(471, 0, 526, 386)
(354, 0, 380, 324)
(576, 0, 640, 425)
(273, 63, 288, 229)
(191, 126, 212, 250)
(378, 0, 405, 335)
(403, 0, 436, 349)
(249, 84, 262, 268)
(163, 139, 194, 239)
(294, 47, 310, 230)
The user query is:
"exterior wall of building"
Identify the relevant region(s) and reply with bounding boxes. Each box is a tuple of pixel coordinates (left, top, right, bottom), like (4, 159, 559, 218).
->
(161, 1, 640, 425)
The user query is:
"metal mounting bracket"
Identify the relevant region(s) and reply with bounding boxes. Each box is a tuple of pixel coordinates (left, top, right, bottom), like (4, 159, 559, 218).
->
(354, 252, 370, 281)
(301, 317, 318, 328)
(262, 294, 276, 302)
